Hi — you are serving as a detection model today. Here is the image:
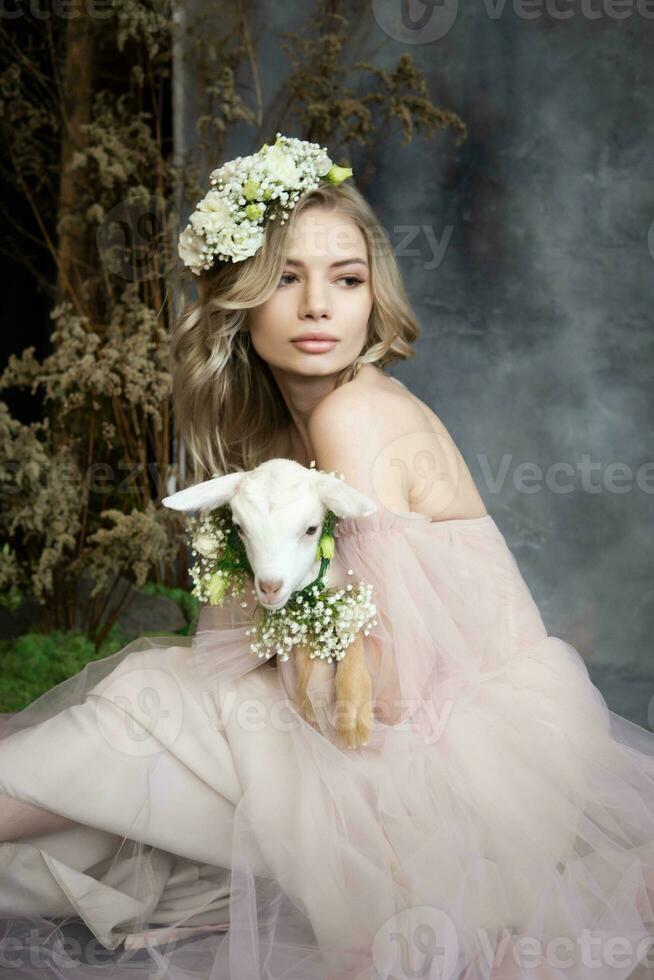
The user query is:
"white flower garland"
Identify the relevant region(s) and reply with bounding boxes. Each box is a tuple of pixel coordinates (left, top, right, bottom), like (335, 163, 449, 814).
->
(246, 578, 377, 665)
(178, 133, 354, 273)
(187, 503, 378, 665)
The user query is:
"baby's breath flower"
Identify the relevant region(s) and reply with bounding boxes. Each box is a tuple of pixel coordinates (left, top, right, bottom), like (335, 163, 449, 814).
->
(245, 580, 377, 664)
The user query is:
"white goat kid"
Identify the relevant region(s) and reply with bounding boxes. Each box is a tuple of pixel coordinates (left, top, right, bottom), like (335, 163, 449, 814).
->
(163, 459, 378, 749)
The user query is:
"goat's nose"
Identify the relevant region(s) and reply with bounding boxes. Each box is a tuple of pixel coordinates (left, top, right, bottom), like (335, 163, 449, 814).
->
(258, 578, 284, 598)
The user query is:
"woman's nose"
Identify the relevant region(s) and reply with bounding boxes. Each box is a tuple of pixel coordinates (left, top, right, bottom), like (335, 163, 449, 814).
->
(298, 285, 331, 320)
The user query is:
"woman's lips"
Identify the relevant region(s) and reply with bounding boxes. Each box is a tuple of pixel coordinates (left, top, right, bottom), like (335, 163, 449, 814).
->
(291, 339, 338, 353)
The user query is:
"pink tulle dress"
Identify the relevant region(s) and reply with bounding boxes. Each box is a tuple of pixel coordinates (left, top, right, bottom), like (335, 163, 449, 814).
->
(0, 508, 653, 980)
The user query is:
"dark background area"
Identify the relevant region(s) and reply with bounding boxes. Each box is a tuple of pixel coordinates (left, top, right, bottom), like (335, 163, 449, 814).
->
(1, 170, 52, 427)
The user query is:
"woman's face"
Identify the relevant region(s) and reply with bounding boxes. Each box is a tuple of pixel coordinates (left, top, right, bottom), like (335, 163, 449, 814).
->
(246, 207, 373, 379)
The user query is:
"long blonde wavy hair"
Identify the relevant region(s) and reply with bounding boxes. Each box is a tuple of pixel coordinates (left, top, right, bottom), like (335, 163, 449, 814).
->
(170, 180, 421, 483)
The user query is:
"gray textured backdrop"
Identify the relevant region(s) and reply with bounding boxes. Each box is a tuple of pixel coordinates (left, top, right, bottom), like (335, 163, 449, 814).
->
(176, 0, 654, 727)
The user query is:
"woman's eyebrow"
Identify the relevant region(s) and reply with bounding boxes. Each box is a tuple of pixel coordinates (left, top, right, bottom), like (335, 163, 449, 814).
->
(284, 257, 368, 269)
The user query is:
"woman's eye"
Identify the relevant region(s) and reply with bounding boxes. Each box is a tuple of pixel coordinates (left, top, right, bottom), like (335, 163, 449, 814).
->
(279, 273, 363, 287)
(306, 525, 319, 536)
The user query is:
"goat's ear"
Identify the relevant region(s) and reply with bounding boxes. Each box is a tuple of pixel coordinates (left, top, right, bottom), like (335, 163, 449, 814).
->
(312, 471, 378, 519)
(161, 472, 245, 515)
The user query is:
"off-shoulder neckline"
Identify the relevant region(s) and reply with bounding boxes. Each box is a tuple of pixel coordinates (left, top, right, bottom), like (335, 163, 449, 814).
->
(333, 510, 496, 536)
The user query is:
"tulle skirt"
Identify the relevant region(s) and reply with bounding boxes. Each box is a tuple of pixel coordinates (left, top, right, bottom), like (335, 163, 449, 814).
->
(0, 510, 653, 979)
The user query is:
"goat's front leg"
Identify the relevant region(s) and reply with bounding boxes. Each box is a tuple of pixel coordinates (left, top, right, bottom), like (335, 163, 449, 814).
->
(334, 632, 374, 749)
(294, 643, 318, 725)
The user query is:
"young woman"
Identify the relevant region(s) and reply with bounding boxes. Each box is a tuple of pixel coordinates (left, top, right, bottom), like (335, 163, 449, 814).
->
(0, 135, 652, 980)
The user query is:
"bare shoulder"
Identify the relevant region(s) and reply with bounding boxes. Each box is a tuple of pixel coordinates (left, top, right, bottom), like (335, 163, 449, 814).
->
(308, 367, 488, 521)
(307, 368, 425, 465)
(308, 369, 411, 434)
(306, 371, 411, 509)
(309, 366, 447, 453)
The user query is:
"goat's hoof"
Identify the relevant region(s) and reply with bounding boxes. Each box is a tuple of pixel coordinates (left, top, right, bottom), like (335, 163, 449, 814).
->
(336, 702, 374, 750)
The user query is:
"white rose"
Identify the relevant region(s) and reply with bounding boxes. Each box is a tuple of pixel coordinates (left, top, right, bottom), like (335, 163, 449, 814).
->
(261, 145, 302, 189)
(189, 211, 211, 237)
(189, 208, 230, 239)
(193, 532, 217, 557)
(314, 150, 333, 177)
(196, 190, 232, 222)
(178, 225, 205, 274)
(217, 222, 264, 262)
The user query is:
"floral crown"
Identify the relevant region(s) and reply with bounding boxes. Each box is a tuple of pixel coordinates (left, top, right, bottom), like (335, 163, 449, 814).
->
(178, 133, 354, 275)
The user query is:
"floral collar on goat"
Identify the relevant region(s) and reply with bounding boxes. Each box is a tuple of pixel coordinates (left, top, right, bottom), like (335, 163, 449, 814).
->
(188, 505, 377, 665)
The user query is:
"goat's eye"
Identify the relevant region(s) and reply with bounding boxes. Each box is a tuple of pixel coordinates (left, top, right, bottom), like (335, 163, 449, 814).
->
(306, 525, 319, 536)
(232, 522, 242, 534)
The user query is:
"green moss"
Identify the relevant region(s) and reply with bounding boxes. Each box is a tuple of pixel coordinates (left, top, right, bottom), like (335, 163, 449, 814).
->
(0, 588, 197, 712)
(0, 626, 128, 713)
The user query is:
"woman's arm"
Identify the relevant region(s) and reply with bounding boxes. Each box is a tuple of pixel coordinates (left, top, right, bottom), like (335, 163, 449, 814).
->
(0, 792, 78, 842)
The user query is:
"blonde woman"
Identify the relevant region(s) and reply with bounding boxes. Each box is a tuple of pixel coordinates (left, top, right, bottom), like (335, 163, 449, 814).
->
(0, 136, 653, 980)
(171, 172, 486, 530)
